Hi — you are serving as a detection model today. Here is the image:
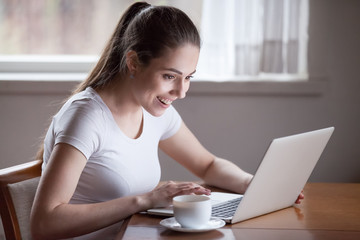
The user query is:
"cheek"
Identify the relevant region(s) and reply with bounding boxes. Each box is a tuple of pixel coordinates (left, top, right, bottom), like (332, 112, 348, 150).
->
(134, 74, 157, 92)
(185, 81, 191, 92)
(144, 81, 167, 97)
(153, 78, 173, 93)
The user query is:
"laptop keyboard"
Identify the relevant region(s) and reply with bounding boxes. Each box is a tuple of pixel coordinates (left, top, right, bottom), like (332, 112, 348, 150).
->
(212, 197, 243, 218)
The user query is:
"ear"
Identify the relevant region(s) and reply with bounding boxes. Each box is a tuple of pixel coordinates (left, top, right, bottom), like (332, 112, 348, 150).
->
(125, 50, 140, 75)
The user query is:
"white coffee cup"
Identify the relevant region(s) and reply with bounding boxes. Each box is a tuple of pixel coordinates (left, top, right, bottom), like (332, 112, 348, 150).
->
(173, 195, 212, 229)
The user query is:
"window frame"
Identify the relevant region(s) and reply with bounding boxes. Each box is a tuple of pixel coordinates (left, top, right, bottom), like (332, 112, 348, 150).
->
(0, 55, 326, 96)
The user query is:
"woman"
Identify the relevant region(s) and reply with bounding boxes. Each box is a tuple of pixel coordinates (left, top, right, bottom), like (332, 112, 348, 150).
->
(31, 2, 302, 239)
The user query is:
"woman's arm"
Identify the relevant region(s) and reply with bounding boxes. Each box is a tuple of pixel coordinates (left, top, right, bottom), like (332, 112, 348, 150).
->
(159, 121, 305, 204)
(31, 143, 209, 239)
(202, 157, 253, 193)
(159, 121, 253, 194)
(31, 143, 144, 239)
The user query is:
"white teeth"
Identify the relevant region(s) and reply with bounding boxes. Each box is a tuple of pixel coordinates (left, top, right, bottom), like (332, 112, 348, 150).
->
(158, 97, 172, 105)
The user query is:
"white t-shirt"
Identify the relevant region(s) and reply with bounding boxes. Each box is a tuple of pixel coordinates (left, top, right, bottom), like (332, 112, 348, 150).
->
(42, 87, 182, 239)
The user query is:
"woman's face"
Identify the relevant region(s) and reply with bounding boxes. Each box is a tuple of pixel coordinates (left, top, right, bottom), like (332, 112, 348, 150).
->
(131, 44, 200, 117)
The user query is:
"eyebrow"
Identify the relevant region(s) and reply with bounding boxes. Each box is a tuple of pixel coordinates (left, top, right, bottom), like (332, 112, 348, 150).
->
(164, 68, 196, 76)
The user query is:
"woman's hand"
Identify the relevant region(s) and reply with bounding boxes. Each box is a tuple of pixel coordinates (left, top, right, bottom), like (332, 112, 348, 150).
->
(295, 190, 305, 204)
(143, 181, 211, 209)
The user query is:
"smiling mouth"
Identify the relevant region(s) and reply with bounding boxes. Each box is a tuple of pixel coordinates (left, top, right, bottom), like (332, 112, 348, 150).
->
(157, 97, 173, 105)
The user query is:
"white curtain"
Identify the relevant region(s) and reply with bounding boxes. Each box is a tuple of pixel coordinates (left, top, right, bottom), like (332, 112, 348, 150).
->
(197, 0, 309, 79)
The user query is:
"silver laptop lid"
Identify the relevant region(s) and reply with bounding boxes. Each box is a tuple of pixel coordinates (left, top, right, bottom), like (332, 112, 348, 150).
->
(232, 127, 334, 223)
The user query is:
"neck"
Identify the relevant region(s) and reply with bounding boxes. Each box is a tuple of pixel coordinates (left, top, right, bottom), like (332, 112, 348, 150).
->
(95, 75, 144, 139)
(97, 75, 140, 116)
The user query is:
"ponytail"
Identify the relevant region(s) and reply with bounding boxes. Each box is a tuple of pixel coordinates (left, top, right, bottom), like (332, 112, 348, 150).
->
(73, 2, 151, 93)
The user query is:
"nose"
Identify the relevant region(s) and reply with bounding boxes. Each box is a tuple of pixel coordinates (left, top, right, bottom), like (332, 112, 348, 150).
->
(171, 78, 188, 99)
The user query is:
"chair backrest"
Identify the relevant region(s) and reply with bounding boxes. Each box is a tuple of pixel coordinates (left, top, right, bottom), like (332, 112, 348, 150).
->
(0, 160, 42, 240)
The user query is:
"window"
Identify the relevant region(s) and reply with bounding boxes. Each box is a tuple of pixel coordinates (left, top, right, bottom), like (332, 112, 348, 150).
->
(0, 0, 202, 55)
(0, 0, 308, 82)
(197, 0, 309, 81)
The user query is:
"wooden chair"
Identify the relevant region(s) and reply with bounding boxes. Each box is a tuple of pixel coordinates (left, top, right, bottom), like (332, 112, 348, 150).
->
(0, 160, 42, 240)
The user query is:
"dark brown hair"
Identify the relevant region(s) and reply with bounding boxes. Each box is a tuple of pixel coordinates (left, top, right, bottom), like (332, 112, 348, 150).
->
(36, 2, 200, 160)
(74, 1, 200, 92)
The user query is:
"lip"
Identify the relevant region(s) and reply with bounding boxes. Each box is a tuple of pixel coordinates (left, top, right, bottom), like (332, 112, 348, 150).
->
(156, 96, 174, 108)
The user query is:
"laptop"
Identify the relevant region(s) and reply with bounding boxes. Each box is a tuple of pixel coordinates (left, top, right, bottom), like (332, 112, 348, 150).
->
(147, 127, 334, 224)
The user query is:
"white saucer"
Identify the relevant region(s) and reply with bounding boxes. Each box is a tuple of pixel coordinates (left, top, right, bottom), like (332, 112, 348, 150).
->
(160, 217, 225, 232)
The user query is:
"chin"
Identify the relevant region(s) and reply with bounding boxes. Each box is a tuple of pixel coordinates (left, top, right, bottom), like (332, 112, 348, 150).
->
(144, 99, 170, 117)
(152, 110, 166, 117)
(145, 107, 167, 117)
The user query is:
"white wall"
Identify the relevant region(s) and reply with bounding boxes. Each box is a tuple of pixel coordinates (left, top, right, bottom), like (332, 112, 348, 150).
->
(1, 1, 360, 184)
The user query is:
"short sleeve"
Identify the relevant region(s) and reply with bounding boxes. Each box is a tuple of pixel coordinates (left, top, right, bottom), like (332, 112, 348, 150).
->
(54, 100, 105, 159)
(160, 106, 182, 140)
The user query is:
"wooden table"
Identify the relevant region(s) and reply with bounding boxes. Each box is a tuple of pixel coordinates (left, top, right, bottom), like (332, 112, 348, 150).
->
(116, 183, 360, 240)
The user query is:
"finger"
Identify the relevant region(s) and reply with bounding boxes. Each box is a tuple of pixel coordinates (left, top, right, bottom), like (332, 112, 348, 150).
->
(295, 193, 305, 204)
(175, 182, 210, 192)
(174, 186, 211, 197)
(176, 182, 202, 189)
(193, 186, 211, 195)
(182, 184, 211, 193)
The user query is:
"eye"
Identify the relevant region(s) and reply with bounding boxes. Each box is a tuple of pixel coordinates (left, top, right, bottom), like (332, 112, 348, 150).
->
(163, 74, 175, 80)
(185, 75, 194, 81)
